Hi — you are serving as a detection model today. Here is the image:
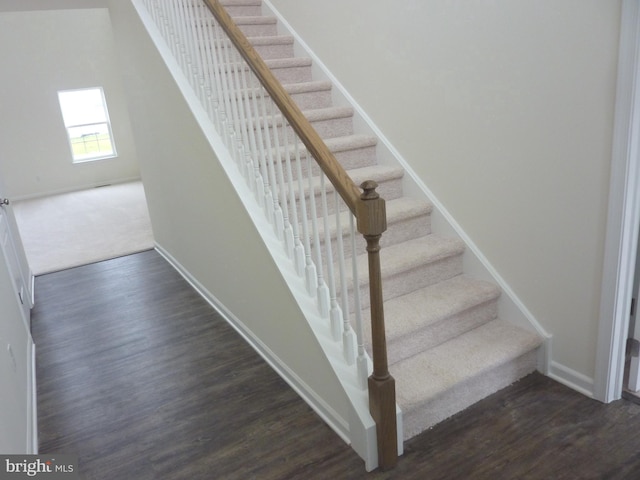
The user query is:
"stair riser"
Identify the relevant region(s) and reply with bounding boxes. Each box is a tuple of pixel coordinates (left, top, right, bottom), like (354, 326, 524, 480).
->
(400, 349, 538, 440)
(385, 298, 499, 365)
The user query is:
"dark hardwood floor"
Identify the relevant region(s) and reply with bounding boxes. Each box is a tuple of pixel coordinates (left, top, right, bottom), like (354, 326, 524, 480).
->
(32, 250, 640, 479)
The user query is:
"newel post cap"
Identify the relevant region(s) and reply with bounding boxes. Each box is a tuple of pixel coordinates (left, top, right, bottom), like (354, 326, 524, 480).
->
(356, 180, 387, 236)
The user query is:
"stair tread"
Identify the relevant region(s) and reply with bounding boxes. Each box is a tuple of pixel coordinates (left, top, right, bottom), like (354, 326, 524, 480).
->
(384, 196, 433, 221)
(233, 80, 330, 101)
(233, 15, 277, 25)
(391, 319, 542, 409)
(302, 106, 353, 122)
(295, 164, 403, 199)
(283, 80, 332, 94)
(317, 196, 431, 243)
(369, 275, 500, 342)
(248, 35, 294, 46)
(321, 134, 378, 153)
(353, 235, 465, 285)
(345, 164, 403, 184)
(273, 134, 376, 167)
(265, 57, 312, 68)
(253, 105, 353, 133)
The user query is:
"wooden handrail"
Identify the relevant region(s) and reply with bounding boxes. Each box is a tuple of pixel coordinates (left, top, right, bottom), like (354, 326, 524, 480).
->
(201, 0, 397, 469)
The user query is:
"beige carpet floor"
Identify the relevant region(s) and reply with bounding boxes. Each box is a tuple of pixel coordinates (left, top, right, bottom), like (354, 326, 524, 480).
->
(13, 181, 154, 276)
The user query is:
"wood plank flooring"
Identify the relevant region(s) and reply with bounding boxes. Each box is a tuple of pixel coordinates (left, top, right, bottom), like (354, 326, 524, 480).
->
(32, 250, 640, 479)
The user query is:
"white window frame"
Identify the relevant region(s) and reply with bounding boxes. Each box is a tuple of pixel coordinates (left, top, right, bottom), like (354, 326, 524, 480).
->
(57, 87, 117, 163)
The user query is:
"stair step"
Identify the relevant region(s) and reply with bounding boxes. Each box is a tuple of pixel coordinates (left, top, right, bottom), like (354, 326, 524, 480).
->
(348, 235, 466, 310)
(363, 275, 501, 364)
(249, 35, 294, 60)
(314, 197, 433, 263)
(391, 319, 542, 440)
(209, 35, 294, 63)
(285, 134, 378, 174)
(228, 80, 333, 118)
(292, 165, 405, 221)
(221, 0, 263, 17)
(189, 0, 263, 17)
(252, 106, 354, 148)
(346, 164, 403, 201)
(264, 57, 312, 84)
(233, 15, 278, 37)
(284, 80, 333, 110)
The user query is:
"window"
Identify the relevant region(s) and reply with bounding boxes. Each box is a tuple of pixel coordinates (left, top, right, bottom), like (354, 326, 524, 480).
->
(58, 87, 116, 163)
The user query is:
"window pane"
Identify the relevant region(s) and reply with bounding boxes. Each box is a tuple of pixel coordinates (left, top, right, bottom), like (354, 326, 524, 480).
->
(67, 124, 114, 161)
(57, 87, 116, 162)
(58, 88, 108, 126)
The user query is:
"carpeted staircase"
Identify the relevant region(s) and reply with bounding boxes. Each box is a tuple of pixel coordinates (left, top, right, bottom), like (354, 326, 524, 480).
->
(220, 0, 543, 441)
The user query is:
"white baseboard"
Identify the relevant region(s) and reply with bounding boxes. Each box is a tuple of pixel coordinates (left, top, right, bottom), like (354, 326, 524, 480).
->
(153, 243, 351, 445)
(548, 361, 595, 399)
(12, 177, 142, 202)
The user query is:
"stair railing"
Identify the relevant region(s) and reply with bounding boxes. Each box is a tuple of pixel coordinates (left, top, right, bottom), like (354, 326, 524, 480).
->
(142, 0, 397, 468)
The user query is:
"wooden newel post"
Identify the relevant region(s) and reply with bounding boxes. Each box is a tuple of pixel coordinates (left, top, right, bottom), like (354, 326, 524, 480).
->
(356, 180, 398, 470)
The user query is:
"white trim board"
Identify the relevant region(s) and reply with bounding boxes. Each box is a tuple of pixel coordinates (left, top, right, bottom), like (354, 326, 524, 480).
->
(548, 361, 595, 400)
(594, 0, 640, 403)
(11, 177, 142, 202)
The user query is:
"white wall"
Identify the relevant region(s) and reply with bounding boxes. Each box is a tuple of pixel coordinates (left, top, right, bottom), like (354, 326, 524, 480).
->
(268, 0, 622, 384)
(0, 8, 139, 199)
(106, 0, 350, 433)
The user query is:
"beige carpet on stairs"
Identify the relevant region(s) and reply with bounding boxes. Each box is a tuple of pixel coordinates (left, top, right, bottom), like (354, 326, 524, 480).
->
(13, 181, 154, 276)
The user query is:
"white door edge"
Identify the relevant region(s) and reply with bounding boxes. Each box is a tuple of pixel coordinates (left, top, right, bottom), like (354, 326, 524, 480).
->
(594, 0, 640, 403)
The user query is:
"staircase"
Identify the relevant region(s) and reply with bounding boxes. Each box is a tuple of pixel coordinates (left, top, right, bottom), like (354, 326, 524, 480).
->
(219, 0, 543, 441)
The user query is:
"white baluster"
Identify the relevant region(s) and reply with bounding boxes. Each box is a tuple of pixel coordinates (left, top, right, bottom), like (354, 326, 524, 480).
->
(196, 6, 221, 131)
(307, 155, 330, 317)
(350, 214, 368, 389)
(295, 143, 317, 294)
(336, 191, 356, 364)
(212, 19, 242, 167)
(320, 175, 342, 340)
(279, 121, 296, 259)
(202, 12, 229, 144)
(285, 138, 305, 276)
(189, 1, 214, 118)
(266, 101, 285, 240)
